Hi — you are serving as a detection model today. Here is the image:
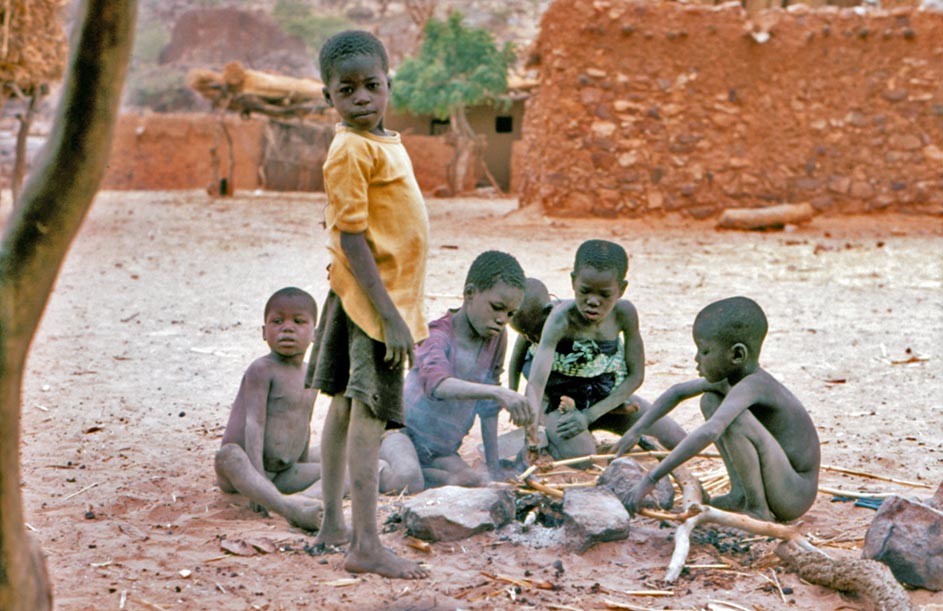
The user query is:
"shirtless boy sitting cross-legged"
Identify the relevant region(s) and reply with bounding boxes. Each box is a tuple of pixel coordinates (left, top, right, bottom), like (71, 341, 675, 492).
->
(215, 287, 324, 531)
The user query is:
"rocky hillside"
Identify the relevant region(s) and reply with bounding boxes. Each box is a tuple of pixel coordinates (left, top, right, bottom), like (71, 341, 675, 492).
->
(126, 0, 551, 112)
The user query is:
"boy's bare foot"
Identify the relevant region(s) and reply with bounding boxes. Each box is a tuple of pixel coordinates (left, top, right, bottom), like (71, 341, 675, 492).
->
(313, 524, 351, 547)
(282, 497, 324, 532)
(741, 505, 776, 522)
(707, 492, 745, 512)
(345, 546, 430, 579)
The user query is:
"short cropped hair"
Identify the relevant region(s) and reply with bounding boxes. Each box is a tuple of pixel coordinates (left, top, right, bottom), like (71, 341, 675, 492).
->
(465, 251, 526, 292)
(319, 30, 389, 85)
(265, 287, 317, 319)
(574, 239, 628, 279)
(510, 277, 552, 338)
(694, 296, 768, 356)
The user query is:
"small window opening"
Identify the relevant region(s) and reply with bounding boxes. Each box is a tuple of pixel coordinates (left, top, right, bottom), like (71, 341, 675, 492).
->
(495, 116, 513, 133)
(430, 119, 450, 136)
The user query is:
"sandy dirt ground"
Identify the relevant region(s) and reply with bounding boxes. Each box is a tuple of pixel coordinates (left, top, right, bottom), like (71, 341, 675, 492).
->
(10, 190, 942, 610)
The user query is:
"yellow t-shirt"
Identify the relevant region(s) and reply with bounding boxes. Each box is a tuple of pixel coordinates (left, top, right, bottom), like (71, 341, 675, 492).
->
(323, 124, 429, 343)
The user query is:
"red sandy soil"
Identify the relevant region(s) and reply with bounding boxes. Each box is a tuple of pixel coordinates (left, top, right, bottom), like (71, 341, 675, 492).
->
(10, 191, 942, 611)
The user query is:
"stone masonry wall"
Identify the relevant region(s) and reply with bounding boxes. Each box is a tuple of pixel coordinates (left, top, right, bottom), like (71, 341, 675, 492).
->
(518, 0, 943, 217)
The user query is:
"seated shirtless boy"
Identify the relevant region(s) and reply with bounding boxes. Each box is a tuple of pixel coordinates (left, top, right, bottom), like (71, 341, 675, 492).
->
(215, 287, 323, 531)
(614, 296, 821, 522)
(524, 241, 686, 462)
(380, 251, 533, 491)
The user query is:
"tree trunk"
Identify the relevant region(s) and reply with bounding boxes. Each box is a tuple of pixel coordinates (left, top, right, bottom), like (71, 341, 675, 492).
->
(0, 1, 136, 609)
(12, 91, 40, 204)
(446, 105, 475, 196)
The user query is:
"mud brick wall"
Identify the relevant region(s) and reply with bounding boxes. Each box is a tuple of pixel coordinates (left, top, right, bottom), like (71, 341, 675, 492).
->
(103, 113, 266, 191)
(102, 114, 458, 194)
(518, 0, 943, 217)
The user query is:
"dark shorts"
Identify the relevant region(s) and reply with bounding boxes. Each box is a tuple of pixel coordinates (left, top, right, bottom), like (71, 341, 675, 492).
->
(310, 291, 405, 424)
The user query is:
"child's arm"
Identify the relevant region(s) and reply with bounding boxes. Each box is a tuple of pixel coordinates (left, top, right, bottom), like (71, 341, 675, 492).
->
(625, 378, 757, 514)
(508, 335, 530, 392)
(524, 306, 568, 427)
(479, 412, 504, 480)
(613, 379, 712, 457)
(241, 363, 272, 480)
(340, 231, 415, 368)
(434, 379, 531, 426)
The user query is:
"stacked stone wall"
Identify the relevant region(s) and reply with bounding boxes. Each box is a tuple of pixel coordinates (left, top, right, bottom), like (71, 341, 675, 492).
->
(518, 0, 943, 217)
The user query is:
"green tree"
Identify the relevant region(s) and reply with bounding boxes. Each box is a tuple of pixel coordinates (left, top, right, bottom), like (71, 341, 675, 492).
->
(392, 11, 514, 195)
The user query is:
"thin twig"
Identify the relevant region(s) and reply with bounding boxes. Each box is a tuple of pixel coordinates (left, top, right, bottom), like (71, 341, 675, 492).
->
(706, 601, 753, 611)
(523, 477, 564, 499)
(768, 569, 787, 604)
(820, 464, 931, 489)
(818, 486, 900, 499)
(62, 481, 99, 501)
(602, 600, 659, 611)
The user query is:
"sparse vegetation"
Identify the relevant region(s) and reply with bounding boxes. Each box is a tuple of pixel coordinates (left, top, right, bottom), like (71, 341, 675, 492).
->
(126, 65, 196, 112)
(392, 12, 514, 194)
(271, 0, 353, 54)
(132, 21, 169, 66)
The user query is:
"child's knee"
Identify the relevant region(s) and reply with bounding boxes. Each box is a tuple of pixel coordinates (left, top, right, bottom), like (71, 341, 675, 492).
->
(215, 443, 241, 471)
(379, 460, 424, 494)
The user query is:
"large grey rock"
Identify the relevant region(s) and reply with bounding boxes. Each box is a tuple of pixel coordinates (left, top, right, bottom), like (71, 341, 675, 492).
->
(562, 487, 631, 553)
(861, 495, 943, 591)
(402, 486, 516, 542)
(597, 457, 674, 511)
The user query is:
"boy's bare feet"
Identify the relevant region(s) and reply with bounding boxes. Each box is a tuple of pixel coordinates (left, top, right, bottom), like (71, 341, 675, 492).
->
(345, 546, 430, 579)
(282, 497, 324, 532)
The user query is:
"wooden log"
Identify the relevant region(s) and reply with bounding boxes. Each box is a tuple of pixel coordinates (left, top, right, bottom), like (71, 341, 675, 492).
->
(716, 202, 816, 231)
(220, 62, 322, 102)
(187, 63, 324, 108)
(776, 539, 915, 611)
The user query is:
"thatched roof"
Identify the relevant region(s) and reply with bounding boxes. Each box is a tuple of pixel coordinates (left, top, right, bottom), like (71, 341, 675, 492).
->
(0, 0, 68, 93)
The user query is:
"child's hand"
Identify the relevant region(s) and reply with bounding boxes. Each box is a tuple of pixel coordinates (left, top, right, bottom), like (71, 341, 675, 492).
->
(382, 316, 416, 369)
(626, 474, 657, 517)
(557, 409, 589, 439)
(495, 388, 532, 426)
(613, 430, 642, 458)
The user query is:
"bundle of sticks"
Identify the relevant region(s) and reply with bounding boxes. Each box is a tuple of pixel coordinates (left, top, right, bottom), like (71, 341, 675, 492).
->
(514, 452, 918, 611)
(187, 61, 329, 119)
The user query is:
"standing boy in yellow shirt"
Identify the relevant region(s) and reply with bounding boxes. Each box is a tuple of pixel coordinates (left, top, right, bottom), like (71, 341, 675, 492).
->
(308, 30, 429, 579)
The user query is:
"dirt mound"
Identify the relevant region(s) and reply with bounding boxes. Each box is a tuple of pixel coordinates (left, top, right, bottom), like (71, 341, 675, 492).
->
(159, 7, 316, 77)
